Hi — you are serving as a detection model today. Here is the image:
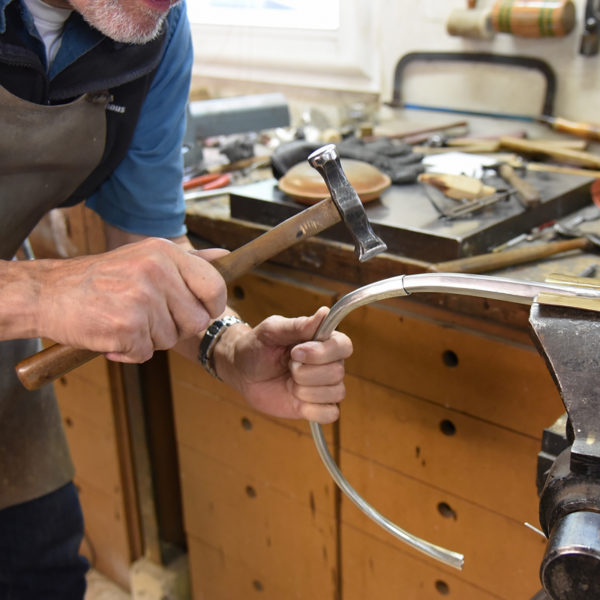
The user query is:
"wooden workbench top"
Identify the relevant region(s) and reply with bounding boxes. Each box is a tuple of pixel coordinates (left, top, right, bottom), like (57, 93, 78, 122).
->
(185, 193, 599, 334)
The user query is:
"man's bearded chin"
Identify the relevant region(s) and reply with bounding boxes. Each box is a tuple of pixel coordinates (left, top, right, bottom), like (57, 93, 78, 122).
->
(77, 0, 180, 44)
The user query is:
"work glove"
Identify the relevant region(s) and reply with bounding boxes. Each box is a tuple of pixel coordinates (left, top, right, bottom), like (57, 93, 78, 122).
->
(271, 137, 425, 184)
(336, 136, 425, 184)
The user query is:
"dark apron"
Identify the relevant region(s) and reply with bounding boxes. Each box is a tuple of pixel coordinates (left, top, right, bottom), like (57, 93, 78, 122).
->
(0, 84, 107, 509)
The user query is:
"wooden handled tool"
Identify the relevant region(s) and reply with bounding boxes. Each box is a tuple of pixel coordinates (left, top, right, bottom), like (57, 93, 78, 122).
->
(500, 137, 600, 169)
(16, 145, 387, 391)
(538, 115, 600, 142)
(484, 162, 541, 208)
(497, 163, 541, 208)
(491, 0, 576, 38)
(428, 237, 590, 274)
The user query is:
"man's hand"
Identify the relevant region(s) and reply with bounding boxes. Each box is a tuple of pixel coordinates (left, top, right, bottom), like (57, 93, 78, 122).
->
(214, 307, 353, 424)
(33, 238, 228, 362)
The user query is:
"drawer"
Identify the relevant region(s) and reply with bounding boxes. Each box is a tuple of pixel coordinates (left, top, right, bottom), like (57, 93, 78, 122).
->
(340, 451, 545, 598)
(342, 525, 505, 600)
(179, 446, 338, 600)
(55, 355, 113, 431)
(226, 270, 338, 326)
(339, 375, 543, 523)
(187, 533, 334, 600)
(171, 356, 335, 502)
(340, 302, 563, 436)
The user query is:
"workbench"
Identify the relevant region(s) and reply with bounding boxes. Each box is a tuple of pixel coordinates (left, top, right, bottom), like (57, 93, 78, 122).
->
(167, 192, 597, 599)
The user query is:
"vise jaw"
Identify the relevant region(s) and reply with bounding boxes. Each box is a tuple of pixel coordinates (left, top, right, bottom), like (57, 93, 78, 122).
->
(530, 274, 600, 600)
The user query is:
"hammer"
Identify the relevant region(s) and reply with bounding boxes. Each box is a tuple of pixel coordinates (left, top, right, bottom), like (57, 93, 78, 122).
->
(16, 144, 387, 390)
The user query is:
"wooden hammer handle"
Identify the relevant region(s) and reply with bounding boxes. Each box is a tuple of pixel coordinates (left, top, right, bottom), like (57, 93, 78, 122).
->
(429, 237, 588, 274)
(16, 198, 341, 390)
(498, 164, 541, 208)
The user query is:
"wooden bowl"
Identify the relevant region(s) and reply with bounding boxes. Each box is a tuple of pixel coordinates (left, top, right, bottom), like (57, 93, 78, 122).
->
(278, 158, 391, 205)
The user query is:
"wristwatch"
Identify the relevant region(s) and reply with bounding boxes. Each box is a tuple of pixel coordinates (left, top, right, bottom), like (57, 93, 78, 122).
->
(198, 315, 246, 379)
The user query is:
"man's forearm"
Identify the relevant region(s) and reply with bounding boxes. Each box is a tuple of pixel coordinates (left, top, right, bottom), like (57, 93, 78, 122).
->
(0, 259, 44, 341)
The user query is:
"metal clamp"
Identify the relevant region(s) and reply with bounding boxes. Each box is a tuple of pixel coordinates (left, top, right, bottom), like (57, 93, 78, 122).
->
(310, 273, 600, 570)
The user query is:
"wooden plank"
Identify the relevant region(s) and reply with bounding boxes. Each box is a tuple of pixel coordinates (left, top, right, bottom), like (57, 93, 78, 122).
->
(106, 362, 144, 563)
(342, 526, 505, 600)
(54, 359, 134, 589)
(57, 392, 123, 498)
(339, 375, 544, 523)
(339, 302, 563, 437)
(54, 356, 112, 430)
(139, 352, 185, 549)
(76, 481, 132, 590)
(225, 270, 339, 325)
(179, 446, 338, 600)
(188, 534, 334, 600)
(339, 452, 546, 598)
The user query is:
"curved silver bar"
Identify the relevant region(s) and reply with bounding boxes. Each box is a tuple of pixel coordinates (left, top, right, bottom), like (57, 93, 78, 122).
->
(310, 420, 465, 570)
(314, 272, 597, 342)
(310, 272, 600, 570)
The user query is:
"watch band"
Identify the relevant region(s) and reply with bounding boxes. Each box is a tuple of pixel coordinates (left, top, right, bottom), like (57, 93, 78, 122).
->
(198, 315, 246, 379)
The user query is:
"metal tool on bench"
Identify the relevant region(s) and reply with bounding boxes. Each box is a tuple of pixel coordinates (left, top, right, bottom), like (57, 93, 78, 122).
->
(15, 144, 387, 391)
(309, 272, 600, 573)
(485, 162, 542, 209)
(528, 273, 600, 600)
(428, 206, 600, 274)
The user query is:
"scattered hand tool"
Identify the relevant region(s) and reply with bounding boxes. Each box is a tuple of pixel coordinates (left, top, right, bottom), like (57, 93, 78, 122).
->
(418, 172, 496, 201)
(183, 172, 232, 191)
(492, 221, 555, 252)
(419, 172, 512, 220)
(429, 207, 600, 273)
(16, 144, 387, 390)
(500, 136, 600, 169)
(429, 236, 595, 273)
(484, 162, 542, 208)
(439, 190, 512, 220)
(536, 115, 600, 141)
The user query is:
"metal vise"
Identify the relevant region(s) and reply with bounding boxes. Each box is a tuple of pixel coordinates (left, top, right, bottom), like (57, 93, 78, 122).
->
(530, 277, 600, 600)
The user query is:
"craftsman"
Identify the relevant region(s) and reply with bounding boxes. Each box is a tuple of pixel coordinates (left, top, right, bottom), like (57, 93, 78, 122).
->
(0, 0, 352, 597)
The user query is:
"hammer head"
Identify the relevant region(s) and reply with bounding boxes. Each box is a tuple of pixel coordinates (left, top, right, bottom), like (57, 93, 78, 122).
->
(308, 144, 387, 262)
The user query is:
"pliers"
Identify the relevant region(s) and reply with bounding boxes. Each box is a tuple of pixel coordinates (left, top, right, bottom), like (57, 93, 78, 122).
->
(183, 172, 232, 191)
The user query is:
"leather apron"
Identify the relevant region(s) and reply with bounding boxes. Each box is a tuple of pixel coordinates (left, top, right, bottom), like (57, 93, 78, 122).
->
(0, 84, 107, 509)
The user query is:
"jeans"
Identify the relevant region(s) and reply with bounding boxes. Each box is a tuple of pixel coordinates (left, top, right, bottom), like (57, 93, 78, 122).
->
(0, 482, 89, 599)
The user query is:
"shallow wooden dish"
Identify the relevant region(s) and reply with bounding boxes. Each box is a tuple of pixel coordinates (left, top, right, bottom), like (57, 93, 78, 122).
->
(278, 158, 391, 205)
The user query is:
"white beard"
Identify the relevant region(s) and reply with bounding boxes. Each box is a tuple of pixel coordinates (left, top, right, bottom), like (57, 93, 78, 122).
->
(77, 0, 175, 44)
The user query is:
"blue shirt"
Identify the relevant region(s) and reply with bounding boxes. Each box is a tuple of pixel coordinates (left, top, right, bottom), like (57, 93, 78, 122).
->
(2, 0, 192, 238)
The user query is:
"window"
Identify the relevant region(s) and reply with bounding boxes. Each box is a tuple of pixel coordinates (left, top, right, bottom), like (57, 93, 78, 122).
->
(187, 0, 340, 31)
(186, 0, 379, 93)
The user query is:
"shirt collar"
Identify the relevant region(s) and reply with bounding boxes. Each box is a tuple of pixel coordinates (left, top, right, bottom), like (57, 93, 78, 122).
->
(0, 0, 105, 78)
(0, 0, 19, 33)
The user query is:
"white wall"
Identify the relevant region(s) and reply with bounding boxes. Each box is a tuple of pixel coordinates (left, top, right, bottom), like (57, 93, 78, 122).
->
(190, 0, 599, 126)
